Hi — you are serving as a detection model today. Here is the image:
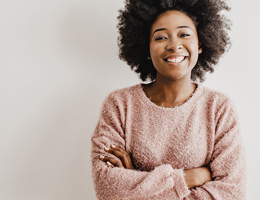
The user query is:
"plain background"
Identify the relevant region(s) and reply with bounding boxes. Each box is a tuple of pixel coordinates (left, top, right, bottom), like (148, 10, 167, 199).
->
(0, 0, 259, 199)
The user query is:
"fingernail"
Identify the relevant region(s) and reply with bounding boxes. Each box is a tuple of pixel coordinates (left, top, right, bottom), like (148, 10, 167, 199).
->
(107, 161, 112, 166)
(104, 147, 110, 151)
(99, 155, 105, 159)
(111, 144, 116, 148)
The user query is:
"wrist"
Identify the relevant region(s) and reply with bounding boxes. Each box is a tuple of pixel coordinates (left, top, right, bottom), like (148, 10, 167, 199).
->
(184, 167, 211, 189)
(184, 169, 198, 189)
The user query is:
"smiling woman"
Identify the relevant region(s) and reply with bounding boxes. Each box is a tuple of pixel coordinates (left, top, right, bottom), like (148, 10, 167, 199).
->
(149, 10, 202, 85)
(91, 0, 246, 199)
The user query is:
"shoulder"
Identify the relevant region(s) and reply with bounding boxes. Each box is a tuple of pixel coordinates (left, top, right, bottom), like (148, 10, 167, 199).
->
(200, 84, 235, 107)
(107, 84, 140, 98)
(105, 84, 140, 102)
(102, 84, 141, 109)
(200, 84, 238, 118)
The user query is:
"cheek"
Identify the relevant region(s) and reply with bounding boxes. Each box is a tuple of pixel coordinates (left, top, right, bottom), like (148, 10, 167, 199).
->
(149, 44, 155, 56)
(149, 43, 163, 59)
(188, 43, 200, 58)
(149, 45, 162, 70)
(189, 49, 200, 66)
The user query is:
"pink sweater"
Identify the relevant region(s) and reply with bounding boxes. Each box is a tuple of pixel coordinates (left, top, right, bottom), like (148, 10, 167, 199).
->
(91, 83, 246, 200)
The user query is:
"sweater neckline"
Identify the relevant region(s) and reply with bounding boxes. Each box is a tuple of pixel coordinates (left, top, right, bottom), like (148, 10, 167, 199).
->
(137, 82, 203, 111)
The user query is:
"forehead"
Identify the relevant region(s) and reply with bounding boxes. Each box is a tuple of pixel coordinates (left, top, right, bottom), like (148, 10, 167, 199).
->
(151, 10, 196, 31)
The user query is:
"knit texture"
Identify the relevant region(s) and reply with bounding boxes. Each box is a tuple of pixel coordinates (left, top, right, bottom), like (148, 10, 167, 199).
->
(91, 83, 246, 200)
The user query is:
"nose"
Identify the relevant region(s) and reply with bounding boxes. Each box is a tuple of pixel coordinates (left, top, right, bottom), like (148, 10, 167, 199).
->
(166, 39, 183, 52)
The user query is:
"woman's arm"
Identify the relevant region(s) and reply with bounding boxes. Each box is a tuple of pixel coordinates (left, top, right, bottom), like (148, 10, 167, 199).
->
(184, 166, 212, 189)
(101, 145, 212, 189)
(92, 93, 246, 199)
(183, 99, 247, 200)
(92, 133, 190, 200)
(91, 94, 191, 200)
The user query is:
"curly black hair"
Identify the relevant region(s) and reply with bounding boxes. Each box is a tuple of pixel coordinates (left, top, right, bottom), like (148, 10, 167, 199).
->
(117, 0, 231, 82)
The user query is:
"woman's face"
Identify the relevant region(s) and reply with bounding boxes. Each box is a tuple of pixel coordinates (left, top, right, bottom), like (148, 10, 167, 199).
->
(149, 10, 202, 82)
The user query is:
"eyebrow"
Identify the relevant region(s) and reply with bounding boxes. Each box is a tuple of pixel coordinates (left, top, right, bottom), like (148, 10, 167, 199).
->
(152, 26, 192, 35)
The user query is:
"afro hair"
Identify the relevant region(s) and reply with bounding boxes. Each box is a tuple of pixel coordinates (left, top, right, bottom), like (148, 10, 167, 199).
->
(117, 0, 231, 82)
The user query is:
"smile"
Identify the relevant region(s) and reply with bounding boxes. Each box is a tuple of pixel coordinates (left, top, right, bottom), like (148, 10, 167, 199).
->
(164, 56, 188, 63)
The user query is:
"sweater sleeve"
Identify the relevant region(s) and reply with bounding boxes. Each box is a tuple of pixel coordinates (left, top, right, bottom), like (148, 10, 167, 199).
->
(91, 93, 191, 200)
(184, 99, 247, 200)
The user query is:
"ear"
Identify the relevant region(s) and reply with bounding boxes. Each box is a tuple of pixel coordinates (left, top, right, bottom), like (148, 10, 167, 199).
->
(198, 42, 202, 54)
(147, 52, 151, 60)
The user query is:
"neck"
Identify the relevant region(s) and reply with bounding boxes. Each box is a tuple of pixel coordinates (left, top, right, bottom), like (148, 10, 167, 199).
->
(145, 77, 196, 107)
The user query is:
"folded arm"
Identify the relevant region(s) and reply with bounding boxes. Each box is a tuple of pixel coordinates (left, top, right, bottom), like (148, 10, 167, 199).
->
(92, 94, 246, 200)
(91, 94, 191, 200)
(183, 100, 247, 200)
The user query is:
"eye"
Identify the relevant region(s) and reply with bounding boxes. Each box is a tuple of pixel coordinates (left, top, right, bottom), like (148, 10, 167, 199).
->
(155, 36, 167, 41)
(180, 33, 190, 38)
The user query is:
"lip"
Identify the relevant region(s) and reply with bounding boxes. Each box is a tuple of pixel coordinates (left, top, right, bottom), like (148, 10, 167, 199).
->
(163, 54, 189, 65)
(164, 54, 188, 59)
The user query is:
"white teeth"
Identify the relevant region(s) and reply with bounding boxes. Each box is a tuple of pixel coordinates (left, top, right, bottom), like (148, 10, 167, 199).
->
(167, 56, 185, 63)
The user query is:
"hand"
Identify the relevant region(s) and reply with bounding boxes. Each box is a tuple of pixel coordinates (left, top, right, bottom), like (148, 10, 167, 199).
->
(99, 145, 134, 169)
(184, 166, 212, 189)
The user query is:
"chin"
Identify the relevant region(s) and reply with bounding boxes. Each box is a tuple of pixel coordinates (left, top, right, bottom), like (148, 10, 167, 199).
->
(163, 72, 192, 82)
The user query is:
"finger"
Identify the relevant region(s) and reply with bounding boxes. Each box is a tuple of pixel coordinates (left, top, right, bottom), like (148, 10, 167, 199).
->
(106, 161, 115, 168)
(111, 144, 128, 154)
(104, 147, 127, 168)
(105, 146, 133, 169)
(99, 155, 124, 168)
(104, 145, 125, 153)
(105, 146, 125, 158)
(110, 145, 134, 169)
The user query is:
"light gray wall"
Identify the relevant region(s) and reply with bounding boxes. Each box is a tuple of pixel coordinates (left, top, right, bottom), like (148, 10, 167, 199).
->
(0, 0, 259, 199)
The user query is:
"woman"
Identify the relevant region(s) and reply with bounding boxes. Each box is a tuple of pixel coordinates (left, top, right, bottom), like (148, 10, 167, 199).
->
(91, 0, 246, 199)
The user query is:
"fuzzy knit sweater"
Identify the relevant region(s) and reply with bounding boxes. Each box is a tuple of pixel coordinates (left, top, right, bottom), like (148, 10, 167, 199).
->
(91, 83, 246, 200)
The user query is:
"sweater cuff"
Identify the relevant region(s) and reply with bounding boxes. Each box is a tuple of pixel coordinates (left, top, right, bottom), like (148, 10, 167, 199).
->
(172, 169, 191, 199)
